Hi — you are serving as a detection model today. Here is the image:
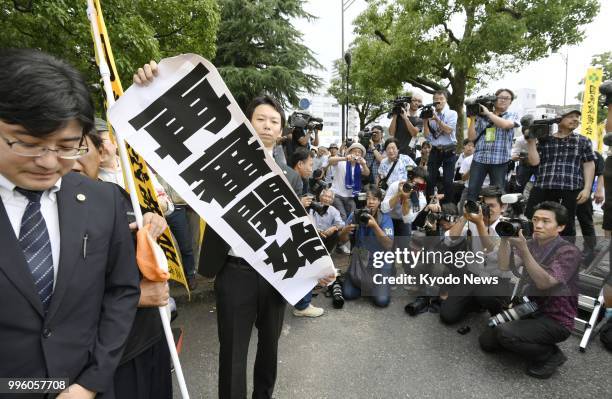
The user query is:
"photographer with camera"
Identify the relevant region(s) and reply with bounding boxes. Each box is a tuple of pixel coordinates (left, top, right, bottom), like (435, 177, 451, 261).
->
(381, 166, 429, 239)
(308, 188, 345, 252)
(423, 90, 458, 201)
(511, 132, 537, 193)
(327, 143, 371, 221)
(440, 186, 514, 325)
(480, 201, 581, 379)
(362, 125, 385, 185)
(378, 138, 417, 190)
(466, 89, 521, 201)
(389, 95, 423, 158)
(339, 187, 394, 307)
(525, 109, 595, 238)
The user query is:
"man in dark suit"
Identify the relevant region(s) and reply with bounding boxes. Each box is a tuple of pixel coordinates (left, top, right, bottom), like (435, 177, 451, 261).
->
(0, 49, 140, 398)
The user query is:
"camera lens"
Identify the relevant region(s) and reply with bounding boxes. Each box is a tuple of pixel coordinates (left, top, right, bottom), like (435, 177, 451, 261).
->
(464, 200, 480, 214)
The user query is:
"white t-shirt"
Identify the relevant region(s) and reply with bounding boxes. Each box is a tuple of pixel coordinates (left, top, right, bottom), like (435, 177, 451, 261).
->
(331, 160, 359, 198)
(459, 155, 489, 188)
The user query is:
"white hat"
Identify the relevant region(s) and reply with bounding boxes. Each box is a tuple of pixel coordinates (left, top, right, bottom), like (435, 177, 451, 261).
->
(347, 142, 366, 156)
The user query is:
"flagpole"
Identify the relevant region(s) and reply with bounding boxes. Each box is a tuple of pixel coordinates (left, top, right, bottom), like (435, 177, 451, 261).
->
(86, 2, 191, 398)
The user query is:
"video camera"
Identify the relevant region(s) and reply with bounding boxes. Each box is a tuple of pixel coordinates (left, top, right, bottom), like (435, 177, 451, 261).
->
(465, 94, 497, 118)
(419, 102, 439, 119)
(601, 80, 612, 107)
(495, 193, 533, 237)
(358, 127, 373, 148)
(387, 96, 412, 119)
(288, 111, 324, 131)
(520, 114, 560, 140)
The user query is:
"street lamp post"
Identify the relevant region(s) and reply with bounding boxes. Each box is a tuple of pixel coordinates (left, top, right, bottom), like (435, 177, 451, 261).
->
(341, 0, 356, 144)
(560, 50, 569, 107)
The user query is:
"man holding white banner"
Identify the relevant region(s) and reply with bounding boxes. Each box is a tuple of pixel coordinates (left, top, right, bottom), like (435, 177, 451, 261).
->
(126, 58, 335, 399)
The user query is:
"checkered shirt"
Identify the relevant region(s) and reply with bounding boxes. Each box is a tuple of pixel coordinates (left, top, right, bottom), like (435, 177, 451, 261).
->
(473, 111, 520, 164)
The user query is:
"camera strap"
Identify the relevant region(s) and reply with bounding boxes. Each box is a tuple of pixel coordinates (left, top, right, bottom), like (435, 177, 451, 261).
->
(380, 159, 398, 187)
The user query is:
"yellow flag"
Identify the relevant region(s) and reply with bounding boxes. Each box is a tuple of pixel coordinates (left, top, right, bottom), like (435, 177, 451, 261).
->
(580, 68, 603, 142)
(90, 0, 189, 291)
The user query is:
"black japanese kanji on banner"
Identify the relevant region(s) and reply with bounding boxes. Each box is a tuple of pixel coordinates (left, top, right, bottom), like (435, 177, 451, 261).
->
(263, 222, 327, 279)
(222, 175, 306, 251)
(128, 63, 232, 164)
(180, 122, 270, 208)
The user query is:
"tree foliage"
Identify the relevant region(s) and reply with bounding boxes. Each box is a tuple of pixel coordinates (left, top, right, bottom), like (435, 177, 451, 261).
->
(352, 0, 600, 139)
(576, 52, 612, 122)
(213, 0, 322, 110)
(0, 0, 220, 108)
(328, 58, 402, 131)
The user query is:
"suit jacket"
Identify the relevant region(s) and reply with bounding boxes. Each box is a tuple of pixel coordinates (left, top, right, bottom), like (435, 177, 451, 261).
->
(0, 172, 140, 396)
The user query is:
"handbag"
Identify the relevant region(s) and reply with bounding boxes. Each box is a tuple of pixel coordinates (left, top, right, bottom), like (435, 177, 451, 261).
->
(347, 246, 375, 295)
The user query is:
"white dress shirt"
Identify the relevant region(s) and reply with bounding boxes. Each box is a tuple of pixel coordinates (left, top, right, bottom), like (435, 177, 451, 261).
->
(0, 173, 61, 287)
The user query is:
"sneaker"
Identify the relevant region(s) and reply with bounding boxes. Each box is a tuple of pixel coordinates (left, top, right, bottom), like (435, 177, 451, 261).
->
(526, 347, 567, 379)
(293, 304, 325, 317)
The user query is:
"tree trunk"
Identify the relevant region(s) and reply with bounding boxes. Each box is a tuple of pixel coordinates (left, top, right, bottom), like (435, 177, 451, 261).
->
(448, 73, 467, 149)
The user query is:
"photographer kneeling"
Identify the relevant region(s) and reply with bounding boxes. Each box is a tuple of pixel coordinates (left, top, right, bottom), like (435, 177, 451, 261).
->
(309, 188, 345, 253)
(479, 201, 581, 379)
(339, 187, 394, 307)
(440, 186, 513, 325)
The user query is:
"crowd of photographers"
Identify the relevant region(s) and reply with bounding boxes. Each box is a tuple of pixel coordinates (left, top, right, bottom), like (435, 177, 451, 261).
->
(273, 83, 612, 379)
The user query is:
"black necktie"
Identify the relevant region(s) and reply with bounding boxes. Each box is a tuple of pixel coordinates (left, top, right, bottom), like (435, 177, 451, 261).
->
(15, 187, 54, 312)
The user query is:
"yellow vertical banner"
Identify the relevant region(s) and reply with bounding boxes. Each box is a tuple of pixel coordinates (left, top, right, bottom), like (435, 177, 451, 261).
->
(580, 67, 603, 142)
(90, 0, 189, 292)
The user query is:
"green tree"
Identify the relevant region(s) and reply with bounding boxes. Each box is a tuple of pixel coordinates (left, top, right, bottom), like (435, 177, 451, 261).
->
(0, 0, 220, 106)
(328, 57, 402, 131)
(351, 0, 600, 140)
(214, 0, 322, 110)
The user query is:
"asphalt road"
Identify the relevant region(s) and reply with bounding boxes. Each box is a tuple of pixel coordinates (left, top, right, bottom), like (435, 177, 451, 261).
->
(171, 290, 611, 399)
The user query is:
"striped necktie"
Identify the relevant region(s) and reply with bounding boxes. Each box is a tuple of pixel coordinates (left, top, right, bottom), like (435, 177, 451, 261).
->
(15, 187, 54, 313)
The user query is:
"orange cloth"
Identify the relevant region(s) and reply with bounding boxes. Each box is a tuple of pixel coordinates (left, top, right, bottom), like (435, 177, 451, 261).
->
(136, 224, 170, 282)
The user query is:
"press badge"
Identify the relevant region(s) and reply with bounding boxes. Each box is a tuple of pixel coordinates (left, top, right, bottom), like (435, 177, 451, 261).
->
(485, 127, 496, 142)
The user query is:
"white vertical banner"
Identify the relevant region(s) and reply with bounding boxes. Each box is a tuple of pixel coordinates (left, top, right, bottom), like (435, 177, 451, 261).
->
(108, 54, 335, 305)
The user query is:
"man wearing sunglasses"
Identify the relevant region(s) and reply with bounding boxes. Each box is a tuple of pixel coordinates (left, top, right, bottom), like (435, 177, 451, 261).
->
(466, 89, 521, 201)
(0, 49, 140, 398)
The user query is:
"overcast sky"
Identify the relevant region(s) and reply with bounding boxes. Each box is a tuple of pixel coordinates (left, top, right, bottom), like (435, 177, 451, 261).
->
(294, 0, 611, 106)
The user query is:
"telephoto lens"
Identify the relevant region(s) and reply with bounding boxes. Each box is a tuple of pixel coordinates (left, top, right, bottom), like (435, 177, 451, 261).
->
(488, 301, 539, 327)
(330, 280, 344, 309)
(405, 296, 429, 316)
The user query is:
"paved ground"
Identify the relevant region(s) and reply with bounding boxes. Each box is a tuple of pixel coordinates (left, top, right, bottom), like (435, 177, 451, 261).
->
(169, 218, 611, 398)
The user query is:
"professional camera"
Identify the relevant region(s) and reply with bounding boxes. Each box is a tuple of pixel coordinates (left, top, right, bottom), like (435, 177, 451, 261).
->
(495, 193, 533, 237)
(465, 94, 497, 117)
(308, 201, 329, 217)
(488, 298, 539, 327)
(309, 178, 328, 199)
(600, 79, 612, 106)
(405, 296, 429, 316)
(419, 102, 439, 119)
(426, 212, 458, 224)
(353, 192, 371, 226)
(464, 200, 490, 219)
(387, 96, 412, 118)
(288, 111, 324, 131)
(520, 114, 561, 140)
(358, 127, 373, 148)
(345, 137, 354, 147)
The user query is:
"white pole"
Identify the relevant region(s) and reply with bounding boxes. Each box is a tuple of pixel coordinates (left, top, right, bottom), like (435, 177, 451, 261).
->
(86, 2, 190, 398)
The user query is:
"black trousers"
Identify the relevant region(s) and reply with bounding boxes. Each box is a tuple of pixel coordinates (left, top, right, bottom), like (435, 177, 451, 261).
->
(439, 273, 511, 325)
(215, 258, 286, 399)
(576, 198, 597, 252)
(427, 147, 456, 202)
(113, 339, 172, 399)
(526, 187, 580, 237)
(479, 314, 570, 362)
(321, 231, 340, 253)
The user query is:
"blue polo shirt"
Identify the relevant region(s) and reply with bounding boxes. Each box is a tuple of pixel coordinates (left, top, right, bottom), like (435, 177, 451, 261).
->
(426, 105, 458, 146)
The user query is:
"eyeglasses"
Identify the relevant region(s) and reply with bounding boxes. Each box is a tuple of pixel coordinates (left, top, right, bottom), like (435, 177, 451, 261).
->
(496, 96, 512, 101)
(1, 135, 88, 160)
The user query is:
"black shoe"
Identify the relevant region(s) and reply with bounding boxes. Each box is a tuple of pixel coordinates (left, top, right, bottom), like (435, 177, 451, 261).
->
(526, 348, 567, 379)
(187, 275, 198, 290)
